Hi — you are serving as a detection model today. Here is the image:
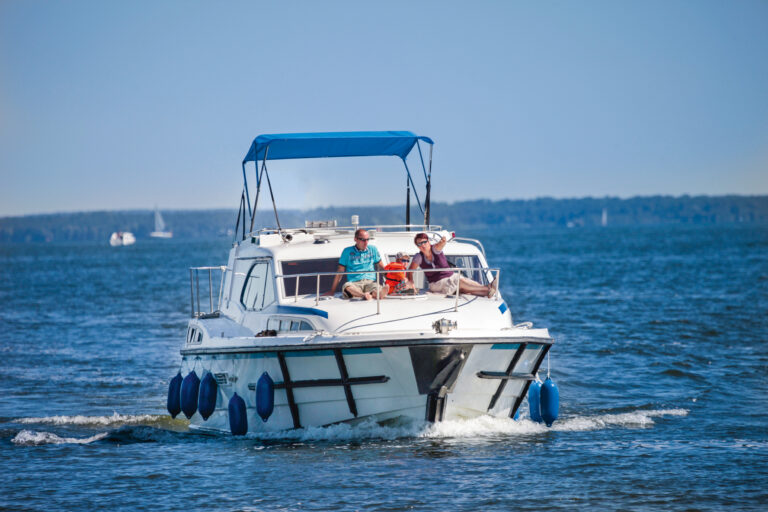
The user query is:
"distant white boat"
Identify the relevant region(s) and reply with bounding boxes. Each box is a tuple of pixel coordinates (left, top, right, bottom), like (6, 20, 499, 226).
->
(149, 207, 173, 238)
(109, 231, 136, 246)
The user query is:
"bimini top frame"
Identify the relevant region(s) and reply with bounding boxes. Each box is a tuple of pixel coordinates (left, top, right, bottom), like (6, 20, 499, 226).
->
(239, 131, 435, 238)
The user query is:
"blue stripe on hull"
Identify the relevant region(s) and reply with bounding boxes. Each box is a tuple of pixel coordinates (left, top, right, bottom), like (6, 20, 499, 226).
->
(275, 305, 329, 318)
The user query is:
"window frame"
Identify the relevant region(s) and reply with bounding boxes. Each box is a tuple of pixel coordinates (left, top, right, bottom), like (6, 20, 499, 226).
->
(280, 257, 346, 298)
(240, 258, 276, 311)
(266, 316, 315, 333)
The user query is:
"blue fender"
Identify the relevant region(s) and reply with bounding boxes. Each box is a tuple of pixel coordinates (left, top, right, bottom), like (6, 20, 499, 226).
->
(528, 380, 542, 423)
(180, 371, 200, 419)
(540, 377, 560, 427)
(166, 372, 183, 418)
(256, 372, 275, 422)
(198, 372, 218, 421)
(228, 392, 248, 435)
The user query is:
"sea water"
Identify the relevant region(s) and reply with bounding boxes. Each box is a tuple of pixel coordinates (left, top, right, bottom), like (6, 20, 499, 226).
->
(1, 224, 766, 511)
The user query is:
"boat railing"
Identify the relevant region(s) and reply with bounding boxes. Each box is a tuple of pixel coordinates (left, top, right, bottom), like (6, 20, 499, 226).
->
(452, 237, 487, 259)
(246, 224, 444, 239)
(189, 266, 227, 318)
(275, 266, 500, 314)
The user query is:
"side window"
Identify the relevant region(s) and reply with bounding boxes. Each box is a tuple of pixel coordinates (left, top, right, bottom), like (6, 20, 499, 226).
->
(446, 255, 488, 284)
(266, 317, 314, 333)
(241, 260, 276, 310)
(228, 259, 251, 306)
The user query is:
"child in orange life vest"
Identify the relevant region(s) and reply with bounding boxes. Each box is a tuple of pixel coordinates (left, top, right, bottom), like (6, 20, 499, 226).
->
(384, 252, 416, 294)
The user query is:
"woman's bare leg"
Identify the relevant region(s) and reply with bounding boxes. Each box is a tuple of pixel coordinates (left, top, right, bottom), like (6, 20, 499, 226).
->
(459, 277, 490, 296)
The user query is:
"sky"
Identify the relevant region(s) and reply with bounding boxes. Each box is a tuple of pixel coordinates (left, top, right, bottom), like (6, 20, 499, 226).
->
(1, 0, 767, 216)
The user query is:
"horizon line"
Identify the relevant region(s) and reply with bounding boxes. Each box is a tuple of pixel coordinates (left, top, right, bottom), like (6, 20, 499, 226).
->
(2, 192, 766, 220)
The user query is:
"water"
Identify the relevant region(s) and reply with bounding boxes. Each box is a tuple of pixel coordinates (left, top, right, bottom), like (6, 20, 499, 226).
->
(1, 224, 767, 511)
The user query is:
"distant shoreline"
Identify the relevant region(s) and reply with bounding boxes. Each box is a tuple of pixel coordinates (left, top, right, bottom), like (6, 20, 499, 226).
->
(2, 194, 766, 243)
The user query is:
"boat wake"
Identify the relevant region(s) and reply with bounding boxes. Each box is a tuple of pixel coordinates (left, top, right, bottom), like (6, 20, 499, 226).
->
(8, 408, 688, 446)
(8, 413, 188, 446)
(12, 429, 109, 446)
(14, 412, 180, 428)
(251, 408, 689, 442)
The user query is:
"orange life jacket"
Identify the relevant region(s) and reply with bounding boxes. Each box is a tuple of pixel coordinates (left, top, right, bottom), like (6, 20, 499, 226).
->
(384, 262, 407, 291)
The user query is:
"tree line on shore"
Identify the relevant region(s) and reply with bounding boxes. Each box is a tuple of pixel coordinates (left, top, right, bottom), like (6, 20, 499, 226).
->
(1, 195, 766, 243)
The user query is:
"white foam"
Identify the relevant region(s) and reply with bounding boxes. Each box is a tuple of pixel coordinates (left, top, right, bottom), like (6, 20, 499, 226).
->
(549, 408, 689, 432)
(11, 429, 108, 446)
(247, 408, 689, 442)
(249, 417, 417, 442)
(15, 412, 165, 427)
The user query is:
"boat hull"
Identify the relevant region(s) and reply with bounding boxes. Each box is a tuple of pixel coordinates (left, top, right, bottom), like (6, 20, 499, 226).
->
(181, 339, 551, 434)
(109, 232, 135, 246)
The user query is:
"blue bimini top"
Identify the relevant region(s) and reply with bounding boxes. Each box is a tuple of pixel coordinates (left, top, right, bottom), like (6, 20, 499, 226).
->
(243, 131, 434, 163)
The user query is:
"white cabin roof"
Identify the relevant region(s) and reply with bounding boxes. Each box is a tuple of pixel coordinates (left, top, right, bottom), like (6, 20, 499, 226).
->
(235, 228, 484, 264)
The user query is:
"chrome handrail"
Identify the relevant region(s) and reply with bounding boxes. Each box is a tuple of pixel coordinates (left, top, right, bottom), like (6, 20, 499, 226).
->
(275, 266, 500, 312)
(244, 224, 444, 239)
(452, 237, 487, 259)
(189, 266, 227, 318)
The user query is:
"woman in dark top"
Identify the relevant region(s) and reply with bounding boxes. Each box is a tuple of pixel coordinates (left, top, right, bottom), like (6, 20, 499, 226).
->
(407, 232, 497, 297)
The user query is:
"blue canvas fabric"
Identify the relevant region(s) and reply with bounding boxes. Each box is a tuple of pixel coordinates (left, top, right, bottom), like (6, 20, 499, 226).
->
(339, 245, 381, 282)
(243, 131, 433, 163)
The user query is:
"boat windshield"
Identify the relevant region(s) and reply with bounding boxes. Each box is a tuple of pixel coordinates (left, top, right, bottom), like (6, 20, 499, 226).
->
(445, 255, 490, 285)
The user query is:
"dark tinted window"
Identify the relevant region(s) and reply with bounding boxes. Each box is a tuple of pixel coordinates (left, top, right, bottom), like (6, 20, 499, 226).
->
(281, 258, 346, 297)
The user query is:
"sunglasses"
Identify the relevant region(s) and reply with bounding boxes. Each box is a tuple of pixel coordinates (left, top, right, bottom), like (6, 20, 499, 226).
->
(356, 238, 370, 242)
(416, 240, 429, 246)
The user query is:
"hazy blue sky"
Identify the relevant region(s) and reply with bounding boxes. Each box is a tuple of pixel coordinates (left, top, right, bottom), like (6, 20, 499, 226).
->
(1, 0, 767, 216)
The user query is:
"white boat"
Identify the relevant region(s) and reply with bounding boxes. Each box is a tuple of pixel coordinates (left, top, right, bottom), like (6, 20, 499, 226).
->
(149, 207, 172, 238)
(171, 131, 555, 434)
(109, 231, 135, 246)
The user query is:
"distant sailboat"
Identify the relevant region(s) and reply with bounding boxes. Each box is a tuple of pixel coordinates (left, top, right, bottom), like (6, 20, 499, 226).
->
(150, 207, 173, 238)
(109, 231, 136, 246)
(601, 208, 608, 227)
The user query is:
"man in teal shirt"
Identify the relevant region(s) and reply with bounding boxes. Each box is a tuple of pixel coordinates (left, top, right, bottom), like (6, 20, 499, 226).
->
(327, 229, 388, 300)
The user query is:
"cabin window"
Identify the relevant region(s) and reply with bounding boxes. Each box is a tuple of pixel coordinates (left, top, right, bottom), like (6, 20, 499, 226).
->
(241, 259, 276, 310)
(445, 255, 489, 284)
(281, 258, 346, 297)
(266, 317, 314, 332)
(227, 259, 251, 306)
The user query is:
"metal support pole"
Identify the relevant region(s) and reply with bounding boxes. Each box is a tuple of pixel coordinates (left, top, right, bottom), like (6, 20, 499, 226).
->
(250, 147, 269, 235)
(208, 268, 213, 313)
(241, 162, 252, 218)
(454, 269, 460, 312)
(217, 267, 226, 311)
(402, 160, 423, 214)
(406, 173, 411, 230)
(189, 269, 194, 318)
(195, 270, 201, 318)
(425, 145, 433, 227)
(240, 193, 246, 240)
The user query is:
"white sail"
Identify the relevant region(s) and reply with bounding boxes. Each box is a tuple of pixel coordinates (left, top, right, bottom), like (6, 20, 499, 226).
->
(154, 209, 166, 232)
(150, 207, 173, 238)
